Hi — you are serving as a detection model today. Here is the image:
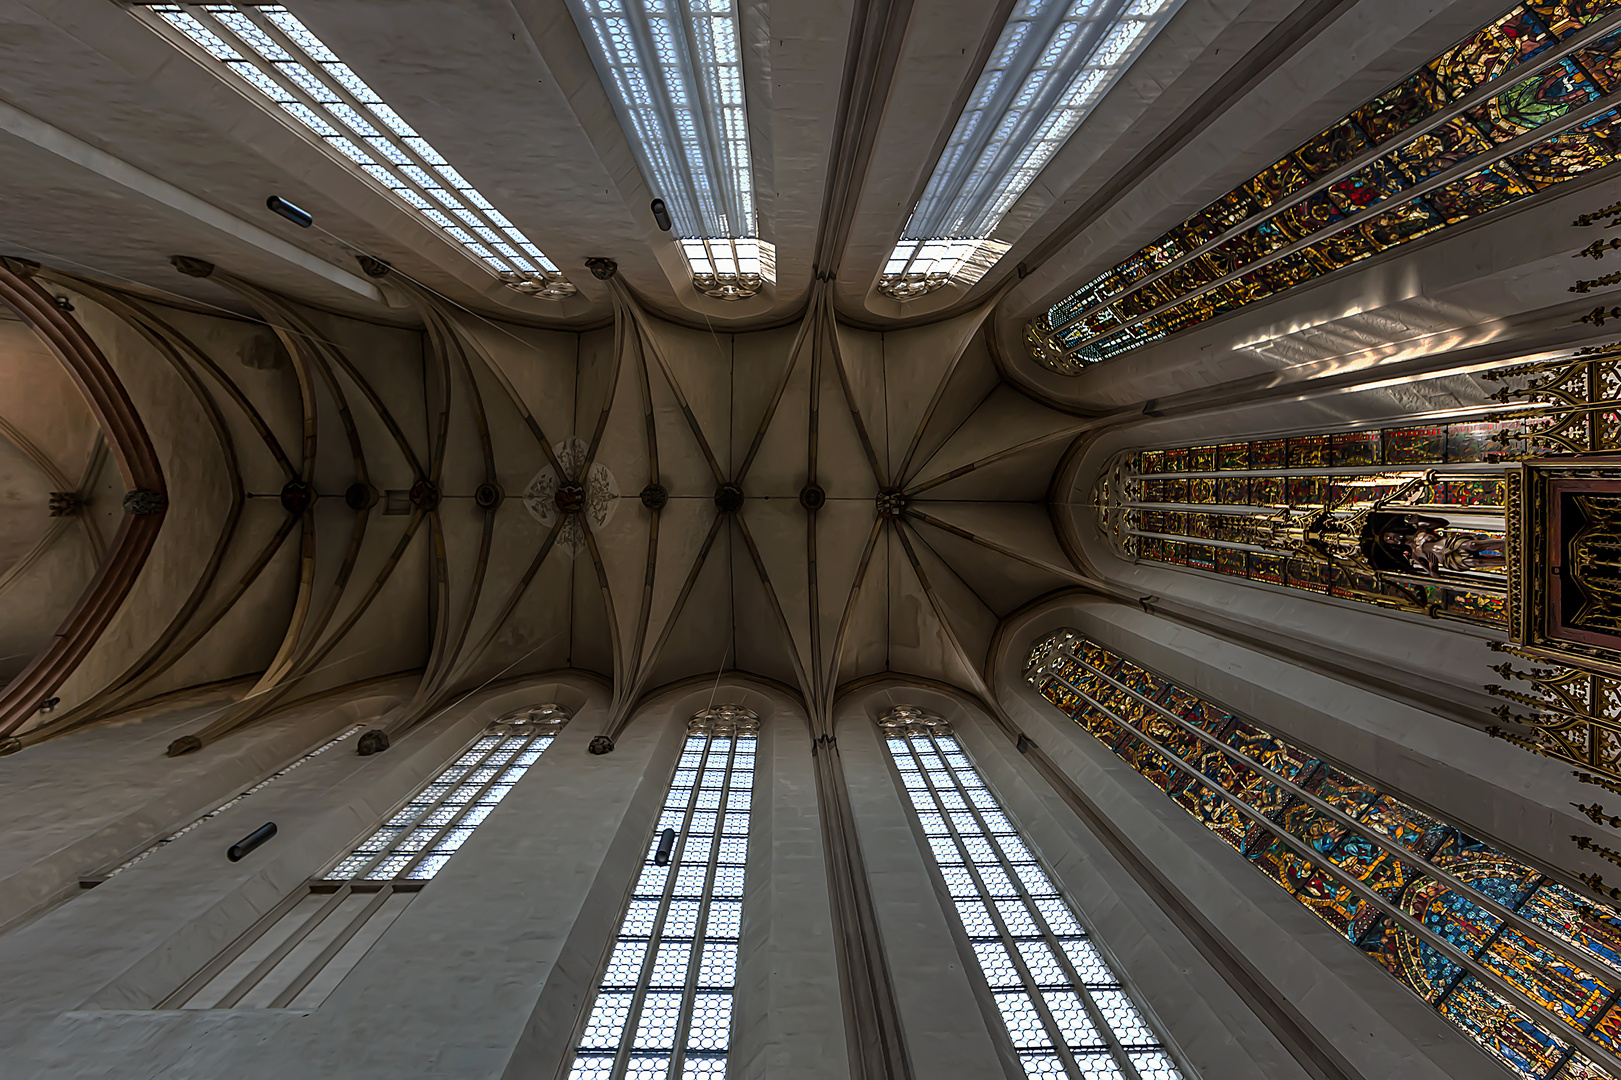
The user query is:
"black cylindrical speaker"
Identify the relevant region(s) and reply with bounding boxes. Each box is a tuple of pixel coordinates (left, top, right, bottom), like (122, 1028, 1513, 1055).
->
(650, 198, 672, 232)
(654, 827, 677, 866)
(227, 822, 278, 862)
(266, 195, 313, 228)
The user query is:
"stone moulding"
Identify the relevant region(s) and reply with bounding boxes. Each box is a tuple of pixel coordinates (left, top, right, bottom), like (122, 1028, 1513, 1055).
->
(0, 263, 167, 740)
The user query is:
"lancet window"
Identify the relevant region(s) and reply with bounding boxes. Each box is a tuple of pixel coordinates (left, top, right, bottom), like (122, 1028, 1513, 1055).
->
(157, 707, 568, 1010)
(1027, 631, 1621, 1079)
(137, 3, 575, 299)
(877, 0, 1183, 302)
(569, 0, 773, 300)
(880, 705, 1186, 1080)
(566, 705, 758, 1080)
(1028, 0, 1621, 371)
(1099, 421, 1527, 626)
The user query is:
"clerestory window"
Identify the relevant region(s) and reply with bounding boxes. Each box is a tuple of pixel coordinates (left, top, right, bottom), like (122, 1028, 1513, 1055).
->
(880, 705, 1186, 1080)
(877, 0, 1184, 303)
(568, 0, 773, 300)
(136, 3, 575, 299)
(157, 706, 568, 1010)
(567, 705, 758, 1080)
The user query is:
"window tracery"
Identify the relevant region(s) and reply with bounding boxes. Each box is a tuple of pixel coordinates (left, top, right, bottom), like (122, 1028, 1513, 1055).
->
(569, 0, 768, 300)
(878, 0, 1182, 302)
(1027, 632, 1621, 1079)
(138, 4, 575, 299)
(567, 706, 758, 1080)
(878, 705, 1185, 1080)
(1100, 421, 1528, 626)
(1030, 0, 1621, 371)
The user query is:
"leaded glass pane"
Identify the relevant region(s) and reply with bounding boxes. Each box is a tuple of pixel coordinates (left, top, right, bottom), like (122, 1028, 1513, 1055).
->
(883, 713, 1185, 1079)
(1028, 631, 1621, 1077)
(319, 714, 563, 882)
(142, 4, 570, 296)
(566, 713, 757, 1079)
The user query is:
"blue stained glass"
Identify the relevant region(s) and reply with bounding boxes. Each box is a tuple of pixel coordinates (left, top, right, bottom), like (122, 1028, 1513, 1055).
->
(1029, 630, 1621, 1076)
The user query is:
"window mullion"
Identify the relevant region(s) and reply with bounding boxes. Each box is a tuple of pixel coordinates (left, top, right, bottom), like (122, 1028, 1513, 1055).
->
(910, 734, 1086, 1080)
(933, 732, 1147, 1076)
(384, 731, 540, 881)
(1062, 645, 1621, 987)
(1043, 4, 1621, 339)
(669, 733, 734, 1078)
(1051, 657, 1621, 1070)
(612, 733, 709, 1079)
(328, 734, 507, 882)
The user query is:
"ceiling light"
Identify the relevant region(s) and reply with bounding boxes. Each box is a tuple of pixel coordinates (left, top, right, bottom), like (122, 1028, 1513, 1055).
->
(570, 0, 770, 299)
(139, 4, 576, 299)
(879, 0, 1184, 301)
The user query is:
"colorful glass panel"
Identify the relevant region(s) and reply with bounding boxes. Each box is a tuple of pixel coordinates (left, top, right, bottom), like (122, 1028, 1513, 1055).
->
(1027, 632, 1621, 1078)
(1111, 420, 1510, 623)
(1037, 0, 1621, 371)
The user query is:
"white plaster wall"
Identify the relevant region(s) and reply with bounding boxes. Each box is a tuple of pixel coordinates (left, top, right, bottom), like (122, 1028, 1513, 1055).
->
(0, 673, 849, 1080)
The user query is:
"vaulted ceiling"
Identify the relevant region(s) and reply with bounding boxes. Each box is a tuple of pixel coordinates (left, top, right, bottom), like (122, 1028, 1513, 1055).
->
(0, 0, 1613, 750)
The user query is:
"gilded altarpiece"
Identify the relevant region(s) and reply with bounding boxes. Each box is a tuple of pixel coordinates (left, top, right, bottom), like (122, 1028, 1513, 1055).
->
(1483, 343, 1621, 792)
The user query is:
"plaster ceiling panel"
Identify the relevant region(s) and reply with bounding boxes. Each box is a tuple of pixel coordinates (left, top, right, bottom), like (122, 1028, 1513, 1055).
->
(568, 538, 616, 679)
(0, 312, 98, 508)
(814, 500, 884, 690)
(586, 336, 653, 506)
(574, 325, 621, 459)
(887, 321, 1000, 488)
(911, 385, 1082, 495)
(836, 523, 891, 687)
(425, 499, 494, 662)
(636, 497, 723, 673)
(0, 435, 59, 571)
(824, 323, 887, 497)
(0, 531, 96, 685)
(906, 506, 1073, 619)
(460, 322, 581, 477)
(144, 498, 308, 699)
(730, 324, 810, 495)
(899, 524, 997, 673)
(127, 301, 305, 499)
(577, 489, 654, 669)
(457, 516, 576, 684)
(643, 322, 734, 497)
(917, 439, 1070, 503)
(739, 499, 813, 681)
(729, 518, 800, 691)
(885, 536, 980, 693)
(641, 519, 734, 694)
(308, 528, 433, 697)
(316, 313, 434, 492)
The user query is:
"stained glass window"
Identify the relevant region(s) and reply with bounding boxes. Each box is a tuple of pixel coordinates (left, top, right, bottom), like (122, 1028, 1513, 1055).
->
(1102, 419, 1526, 626)
(1031, 0, 1621, 370)
(137, 4, 575, 299)
(879, 705, 1186, 1080)
(1026, 632, 1621, 1079)
(567, 705, 757, 1080)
